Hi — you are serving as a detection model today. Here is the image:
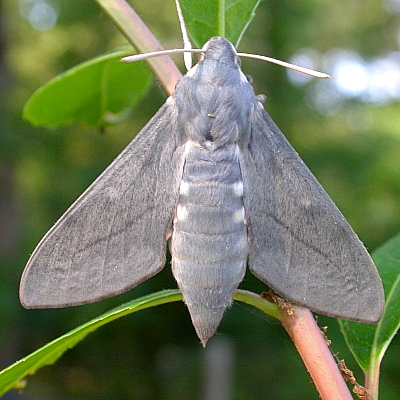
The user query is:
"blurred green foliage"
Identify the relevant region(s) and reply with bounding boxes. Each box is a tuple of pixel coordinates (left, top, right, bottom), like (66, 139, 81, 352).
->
(1, 0, 399, 399)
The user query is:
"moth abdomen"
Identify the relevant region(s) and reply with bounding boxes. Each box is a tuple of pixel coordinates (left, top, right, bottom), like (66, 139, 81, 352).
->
(170, 143, 248, 345)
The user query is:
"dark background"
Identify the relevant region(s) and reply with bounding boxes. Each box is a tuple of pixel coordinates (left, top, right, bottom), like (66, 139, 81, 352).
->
(1, 0, 399, 399)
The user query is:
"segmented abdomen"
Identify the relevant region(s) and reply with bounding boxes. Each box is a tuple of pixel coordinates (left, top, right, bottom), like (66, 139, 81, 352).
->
(170, 142, 248, 345)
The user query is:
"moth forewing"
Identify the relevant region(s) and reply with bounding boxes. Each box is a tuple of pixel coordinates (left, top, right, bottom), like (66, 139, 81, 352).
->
(20, 103, 186, 308)
(241, 104, 384, 324)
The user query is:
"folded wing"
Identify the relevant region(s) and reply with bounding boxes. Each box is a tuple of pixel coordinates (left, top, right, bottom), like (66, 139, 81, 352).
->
(20, 101, 186, 308)
(240, 103, 384, 323)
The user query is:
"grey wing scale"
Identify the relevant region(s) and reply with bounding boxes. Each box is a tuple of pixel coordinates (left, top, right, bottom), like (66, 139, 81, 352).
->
(240, 102, 384, 323)
(20, 101, 186, 308)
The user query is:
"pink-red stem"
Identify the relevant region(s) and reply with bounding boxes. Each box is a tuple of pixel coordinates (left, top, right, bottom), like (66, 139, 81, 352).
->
(279, 305, 353, 400)
(94, 0, 182, 94)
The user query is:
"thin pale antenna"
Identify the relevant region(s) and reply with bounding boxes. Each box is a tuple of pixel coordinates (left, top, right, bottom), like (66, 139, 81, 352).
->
(237, 52, 331, 79)
(121, 48, 202, 63)
(175, 0, 193, 70)
(121, 47, 330, 79)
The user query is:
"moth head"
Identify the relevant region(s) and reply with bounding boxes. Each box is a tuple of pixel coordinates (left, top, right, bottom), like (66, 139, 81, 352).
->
(201, 37, 240, 67)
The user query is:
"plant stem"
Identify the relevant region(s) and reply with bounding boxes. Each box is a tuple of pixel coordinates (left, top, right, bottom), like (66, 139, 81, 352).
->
(94, 0, 182, 94)
(365, 356, 381, 400)
(279, 306, 353, 400)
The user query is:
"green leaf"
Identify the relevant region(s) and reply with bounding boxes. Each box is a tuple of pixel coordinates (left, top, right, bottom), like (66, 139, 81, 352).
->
(179, 0, 262, 47)
(339, 233, 400, 373)
(234, 289, 280, 319)
(23, 45, 152, 128)
(0, 290, 277, 396)
(0, 290, 182, 396)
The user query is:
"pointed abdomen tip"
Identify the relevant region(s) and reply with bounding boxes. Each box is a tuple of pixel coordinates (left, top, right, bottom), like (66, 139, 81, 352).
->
(188, 305, 227, 347)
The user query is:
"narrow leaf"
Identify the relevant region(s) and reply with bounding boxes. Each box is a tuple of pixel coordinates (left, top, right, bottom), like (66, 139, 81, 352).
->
(339, 233, 400, 372)
(0, 290, 182, 396)
(0, 290, 278, 396)
(179, 0, 262, 47)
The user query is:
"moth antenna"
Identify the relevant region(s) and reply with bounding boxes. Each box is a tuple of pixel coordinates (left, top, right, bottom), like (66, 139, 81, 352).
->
(175, 0, 192, 70)
(121, 45, 330, 79)
(237, 52, 331, 79)
(121, 48, 202, 63)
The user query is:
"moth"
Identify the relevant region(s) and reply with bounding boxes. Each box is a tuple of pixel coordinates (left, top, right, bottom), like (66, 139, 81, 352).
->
(20, 37, 384, 346)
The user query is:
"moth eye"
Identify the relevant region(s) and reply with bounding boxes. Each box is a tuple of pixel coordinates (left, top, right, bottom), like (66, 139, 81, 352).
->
(246, 75, 253, 84)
